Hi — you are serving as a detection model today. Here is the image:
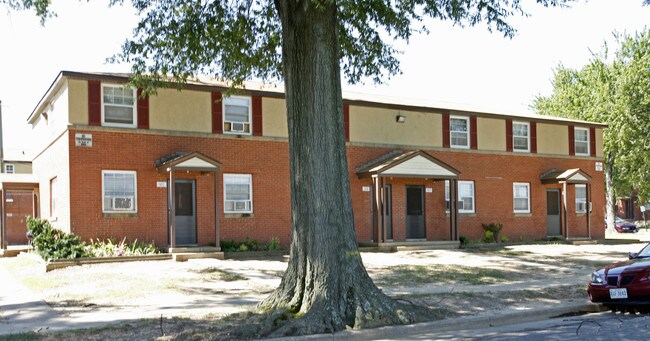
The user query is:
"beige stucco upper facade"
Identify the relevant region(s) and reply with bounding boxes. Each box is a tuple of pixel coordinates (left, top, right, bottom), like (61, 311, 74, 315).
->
(149, 88, 212, 133)
(349, 106, 442, 147)
(262, 97, 288, 138)
(30, 72, 607, 161)
(595, 127, 604, 157)
(536, 123, 569, 155)
(477, 117, 506, 151)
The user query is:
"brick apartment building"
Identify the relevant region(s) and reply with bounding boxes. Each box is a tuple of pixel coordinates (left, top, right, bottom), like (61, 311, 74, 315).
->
(0, 71, 607, 250)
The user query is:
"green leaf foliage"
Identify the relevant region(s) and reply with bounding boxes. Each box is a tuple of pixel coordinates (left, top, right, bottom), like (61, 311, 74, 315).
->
(26, 217, 90, 261)
(110, 0, 572, 93)
(533, 29, 650, 201)
(2, 0, 54, 23)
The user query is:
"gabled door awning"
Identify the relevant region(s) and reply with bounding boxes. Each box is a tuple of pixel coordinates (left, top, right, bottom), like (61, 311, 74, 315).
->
(356, 150, 459, 179)
(156, 151, 221, 173)
(540, 168, 591, 184)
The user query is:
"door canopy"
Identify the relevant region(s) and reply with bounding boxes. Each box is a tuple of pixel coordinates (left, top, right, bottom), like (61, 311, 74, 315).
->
(356, 150, 459, 180)
(156, 151, 221, 173)
(540, 168, 591, 184)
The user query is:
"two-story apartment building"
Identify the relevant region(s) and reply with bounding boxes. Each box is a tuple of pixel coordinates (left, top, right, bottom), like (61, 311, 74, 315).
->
(0, 71, 607, 251)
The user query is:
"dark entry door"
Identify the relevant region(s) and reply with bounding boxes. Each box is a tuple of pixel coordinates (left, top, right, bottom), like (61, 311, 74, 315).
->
(5, 191, 33, 245)
(546, 189, 561, 236)
(406, 186, 425, 239)
(385, 185, 393, 240)
(174, 180, 197, 245)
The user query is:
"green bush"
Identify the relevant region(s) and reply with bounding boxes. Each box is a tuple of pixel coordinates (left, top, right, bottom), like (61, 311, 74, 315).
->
(500, 235, 509, 243)
(481, 223, 504, 243)
(482, 230, 494, 243)
(27, 217, 89, 261)
(264, 237, 281, 251)
(458, 236, 468, 245)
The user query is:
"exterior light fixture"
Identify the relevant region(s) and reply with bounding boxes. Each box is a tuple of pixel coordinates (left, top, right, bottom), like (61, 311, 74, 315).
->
(396, 114, 406, 123)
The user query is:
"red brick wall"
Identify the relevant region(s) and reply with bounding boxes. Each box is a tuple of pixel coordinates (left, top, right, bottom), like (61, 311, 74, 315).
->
(67, 130, 292, 248)
(64, 129, 605, 248)
(348, 146, 605, 242)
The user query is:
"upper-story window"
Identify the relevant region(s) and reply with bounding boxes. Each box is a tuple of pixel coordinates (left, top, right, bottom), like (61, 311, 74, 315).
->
(4, 163, 14, 174)
(223, 96, 252, 135)
(513, 121, 530, 152)
(574, 127, 589, 156)
(102, 85, 137, 128)
(450, 116, 470, 148)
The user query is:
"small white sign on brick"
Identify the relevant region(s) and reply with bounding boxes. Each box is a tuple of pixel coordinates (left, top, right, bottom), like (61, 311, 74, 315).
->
(157, 181, 167, 188)
(75, 133, 92, 147)
(595, 162, 603, 172)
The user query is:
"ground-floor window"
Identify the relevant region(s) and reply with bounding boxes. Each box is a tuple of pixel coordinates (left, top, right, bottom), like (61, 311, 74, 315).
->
(446, 180, 475, 213)
(50, 177, 58, 219)
(575, 184, 587, 213)
(102, 170, 137, 213)
(224, 174, 253, 213)
(513, 182, 530, 213)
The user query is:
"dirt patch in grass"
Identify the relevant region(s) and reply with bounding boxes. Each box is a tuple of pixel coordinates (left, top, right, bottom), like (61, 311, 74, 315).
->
(397, 285, 587, 317)
(374, 265, 517, 287)
(189, 267, 248, 282)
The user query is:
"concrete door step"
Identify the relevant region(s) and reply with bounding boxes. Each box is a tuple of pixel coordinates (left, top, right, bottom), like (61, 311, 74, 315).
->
(172, 252, 224, 262)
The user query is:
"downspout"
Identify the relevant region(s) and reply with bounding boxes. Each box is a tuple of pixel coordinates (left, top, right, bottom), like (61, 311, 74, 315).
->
(169, 169, 176, 250)
(214, 170, 221, 251)
(562, 181, 569, 240)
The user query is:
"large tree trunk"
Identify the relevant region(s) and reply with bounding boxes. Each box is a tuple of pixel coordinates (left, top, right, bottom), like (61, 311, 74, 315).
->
(256, 1, 430, 337)
(605, 152, 616, 232)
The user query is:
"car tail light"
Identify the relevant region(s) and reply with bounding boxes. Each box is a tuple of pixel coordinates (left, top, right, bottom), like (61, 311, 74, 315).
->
(640, 273, 650, 282)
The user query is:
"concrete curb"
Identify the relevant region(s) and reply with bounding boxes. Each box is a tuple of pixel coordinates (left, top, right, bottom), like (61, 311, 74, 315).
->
(272, 302, 607, 340)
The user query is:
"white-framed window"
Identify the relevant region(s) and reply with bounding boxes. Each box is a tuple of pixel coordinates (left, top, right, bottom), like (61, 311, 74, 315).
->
(513, 182, 530, 213)
(4, 163, 14, 174)
(224, 174, 253, 213)
(574, 127, 589, 156)
(513, 121, 530, 152)
(102, 170, 137, 213)
(445, 180, 475, 213)
(450, 116, 470, 148)
(223, 96, 252, 135)
(575, 184, 587, 213)
(102, 84, 137, 128)
(50, 177, 58, 219)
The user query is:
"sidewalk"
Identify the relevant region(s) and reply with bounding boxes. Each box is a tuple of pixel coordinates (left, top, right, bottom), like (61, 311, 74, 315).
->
(0, 265, 77, 335)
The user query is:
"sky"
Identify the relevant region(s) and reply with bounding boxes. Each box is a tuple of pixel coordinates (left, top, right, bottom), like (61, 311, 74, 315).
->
(1, 0, 649, 152)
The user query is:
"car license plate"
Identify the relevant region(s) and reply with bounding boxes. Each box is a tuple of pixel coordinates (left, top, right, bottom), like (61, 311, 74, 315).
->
(610, 288, 628, 299)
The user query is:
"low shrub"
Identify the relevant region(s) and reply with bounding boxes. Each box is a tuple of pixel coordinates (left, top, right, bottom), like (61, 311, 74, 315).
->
(482, 230, 495, 243)
(87, 237, 160, 257)
(500, 235, 509, 243)
(27, 217, 89, 261)
(481, 222, 504, 243)
(459, 236, 468, 245)
(221, 237, 283, 252)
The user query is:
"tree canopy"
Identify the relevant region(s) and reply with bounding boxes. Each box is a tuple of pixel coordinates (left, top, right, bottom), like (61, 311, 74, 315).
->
(534, 29, 650, 202)
(109, 0, 572, 89)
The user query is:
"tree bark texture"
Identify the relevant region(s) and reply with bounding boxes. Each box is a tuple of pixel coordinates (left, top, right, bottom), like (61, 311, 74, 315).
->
(256, 1, 428, 336)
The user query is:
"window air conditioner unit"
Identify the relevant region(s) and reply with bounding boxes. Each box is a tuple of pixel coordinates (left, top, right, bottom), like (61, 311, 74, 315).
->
(234, 200, 249, 211)
(111, 196, 134, 211)
(230, 122, 245, 133)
